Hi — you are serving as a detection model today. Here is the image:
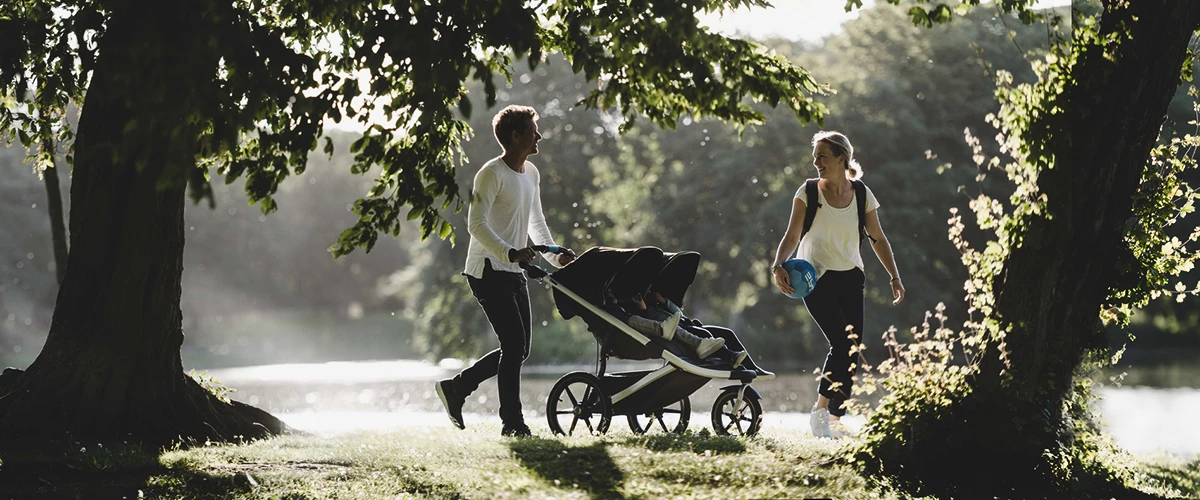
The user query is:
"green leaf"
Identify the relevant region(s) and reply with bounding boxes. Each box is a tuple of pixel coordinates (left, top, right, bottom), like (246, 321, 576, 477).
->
(909, 7, 931, 28)
(930, 5, 953, 24)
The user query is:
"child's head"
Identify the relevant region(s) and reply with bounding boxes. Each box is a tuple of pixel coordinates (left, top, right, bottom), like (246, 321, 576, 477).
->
(645, 288, 667, 305)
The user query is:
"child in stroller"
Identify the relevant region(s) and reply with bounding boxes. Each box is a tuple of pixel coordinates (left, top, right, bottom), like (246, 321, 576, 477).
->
(603, 290, 726, 359)
(640, 286, 773, 377)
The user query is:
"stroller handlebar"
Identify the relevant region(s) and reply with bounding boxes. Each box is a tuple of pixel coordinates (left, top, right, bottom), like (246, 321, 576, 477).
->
(531, 244, 572, 255)
(519, 245, 573, 278)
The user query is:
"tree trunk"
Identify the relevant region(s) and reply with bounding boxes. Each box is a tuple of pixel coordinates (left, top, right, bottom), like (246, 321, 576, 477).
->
(0, 2, 285, 445)
(41, 138, 69, 285)
(862, 1, 1200, 495)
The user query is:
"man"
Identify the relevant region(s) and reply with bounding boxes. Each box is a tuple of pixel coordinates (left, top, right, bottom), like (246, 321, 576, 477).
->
(436, 105, 575, 437)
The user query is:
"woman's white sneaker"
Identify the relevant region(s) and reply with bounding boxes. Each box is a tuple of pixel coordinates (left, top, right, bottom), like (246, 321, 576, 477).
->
(809, 408, 832, 438)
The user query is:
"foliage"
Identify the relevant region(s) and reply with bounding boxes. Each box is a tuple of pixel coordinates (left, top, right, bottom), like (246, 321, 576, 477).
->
(187, 369, 234, 404)
(9, 1, 1200, 371)
(0, 0, 830, 261)
(1, 0, 1107, 367)
(845, 1, 1200, 496)
(387, 3, 1070, 362)
(1105, 88, 1200, 324)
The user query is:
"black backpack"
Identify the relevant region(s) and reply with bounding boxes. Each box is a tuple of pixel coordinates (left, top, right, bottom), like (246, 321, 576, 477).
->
(801, 178, 876, 245)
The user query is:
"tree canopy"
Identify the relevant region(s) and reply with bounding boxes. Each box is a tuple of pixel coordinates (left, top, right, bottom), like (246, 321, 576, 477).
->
(1, 0, 833, 254)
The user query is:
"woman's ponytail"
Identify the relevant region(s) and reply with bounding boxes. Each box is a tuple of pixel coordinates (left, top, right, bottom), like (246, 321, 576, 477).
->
(847, 158, 863, 180)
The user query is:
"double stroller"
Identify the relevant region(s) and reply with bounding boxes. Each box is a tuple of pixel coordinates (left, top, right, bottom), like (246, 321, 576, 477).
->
(523, 245, 773, 437)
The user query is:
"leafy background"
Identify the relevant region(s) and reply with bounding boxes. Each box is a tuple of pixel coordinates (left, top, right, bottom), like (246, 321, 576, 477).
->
(2, 3, 1195, 371)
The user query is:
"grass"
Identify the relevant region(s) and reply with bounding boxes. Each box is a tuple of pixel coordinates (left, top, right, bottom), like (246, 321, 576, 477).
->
(1, 426, 1196, 499)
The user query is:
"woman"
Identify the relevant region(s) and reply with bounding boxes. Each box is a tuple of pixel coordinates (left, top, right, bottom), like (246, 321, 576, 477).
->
(771, 130, 905, 438)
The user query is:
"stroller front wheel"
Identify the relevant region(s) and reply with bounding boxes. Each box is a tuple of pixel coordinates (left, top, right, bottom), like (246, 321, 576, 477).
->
(711, 387, 763, 437)
(546, 371, 612, 436)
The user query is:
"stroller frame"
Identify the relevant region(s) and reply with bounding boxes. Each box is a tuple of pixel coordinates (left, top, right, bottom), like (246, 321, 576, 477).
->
(525, 246, 768, 437)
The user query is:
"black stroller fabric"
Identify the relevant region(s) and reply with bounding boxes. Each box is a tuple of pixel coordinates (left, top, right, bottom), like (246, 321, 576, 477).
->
(550, 246, 703, 360)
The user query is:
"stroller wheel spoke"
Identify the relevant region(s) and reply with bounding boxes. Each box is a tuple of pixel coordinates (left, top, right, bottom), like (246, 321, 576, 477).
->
(547, 371, 612, 436)
(710, 388, 762, 437)
(710, 388, 758, 434)
(631, 398, 689, 435)
(655, 415, 669, 433)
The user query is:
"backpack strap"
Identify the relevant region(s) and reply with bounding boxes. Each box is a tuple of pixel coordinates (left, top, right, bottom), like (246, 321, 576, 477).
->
(853, 179, 877, 245)
(801, 178, 821, 239)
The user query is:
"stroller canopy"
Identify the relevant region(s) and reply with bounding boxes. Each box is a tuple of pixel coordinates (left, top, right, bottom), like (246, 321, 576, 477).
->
(551, 246, 701, 320)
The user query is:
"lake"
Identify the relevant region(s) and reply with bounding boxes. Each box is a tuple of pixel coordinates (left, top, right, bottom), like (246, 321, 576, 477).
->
(205, 358, 1200, 457)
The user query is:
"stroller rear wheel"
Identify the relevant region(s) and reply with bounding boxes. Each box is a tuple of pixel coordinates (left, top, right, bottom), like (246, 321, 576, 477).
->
(711, 387, 762, 436)
(546, 372, 612, 436)
(627, 396, 690, 434)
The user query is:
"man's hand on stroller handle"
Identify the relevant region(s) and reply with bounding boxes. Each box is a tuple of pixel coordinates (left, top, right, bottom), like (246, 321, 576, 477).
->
(530, 245, 577, 266)
(512, 245, 577, 268)
(509, 247, 537, 263)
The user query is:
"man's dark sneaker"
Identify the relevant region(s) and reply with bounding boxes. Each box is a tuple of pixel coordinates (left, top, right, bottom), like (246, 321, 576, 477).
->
(501, 422, 533, 437)
(435, 379, 466, 430)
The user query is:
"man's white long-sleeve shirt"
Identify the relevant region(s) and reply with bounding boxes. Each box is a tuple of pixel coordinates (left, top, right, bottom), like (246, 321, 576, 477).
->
(463, 157, 560, 278)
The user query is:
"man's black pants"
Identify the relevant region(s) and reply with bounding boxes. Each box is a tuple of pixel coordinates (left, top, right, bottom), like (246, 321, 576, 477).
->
(454, 260, 532, 425)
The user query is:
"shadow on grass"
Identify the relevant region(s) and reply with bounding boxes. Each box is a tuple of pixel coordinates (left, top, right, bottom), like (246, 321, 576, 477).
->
(0, 440, 254, 499)
(615, 432, 747, 455)
(508, 437, 627, 500)
(0, 440, 155, 497)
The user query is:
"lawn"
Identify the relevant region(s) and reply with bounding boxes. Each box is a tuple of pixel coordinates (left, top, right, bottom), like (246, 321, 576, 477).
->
(1, 425, 1196, 499)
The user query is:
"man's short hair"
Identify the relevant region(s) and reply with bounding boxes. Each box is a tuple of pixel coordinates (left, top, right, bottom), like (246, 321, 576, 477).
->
(492, 105, 539, 147)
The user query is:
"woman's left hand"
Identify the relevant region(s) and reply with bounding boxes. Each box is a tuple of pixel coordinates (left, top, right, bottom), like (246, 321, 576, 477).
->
(891, 278, 906, 305)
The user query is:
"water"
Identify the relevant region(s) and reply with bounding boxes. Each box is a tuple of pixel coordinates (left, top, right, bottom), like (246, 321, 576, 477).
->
(207, 359, 1200, 457)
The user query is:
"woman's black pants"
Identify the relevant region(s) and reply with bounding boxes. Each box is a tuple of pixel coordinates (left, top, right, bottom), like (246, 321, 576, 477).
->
(803, 268, 865, 417)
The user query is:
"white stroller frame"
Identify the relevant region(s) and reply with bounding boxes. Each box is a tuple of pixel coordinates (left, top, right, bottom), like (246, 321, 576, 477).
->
(524, 245, 770, 437)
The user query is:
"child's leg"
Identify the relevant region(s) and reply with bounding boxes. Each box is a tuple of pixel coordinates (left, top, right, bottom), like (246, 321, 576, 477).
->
(624, 315, 674, 340)
(671, 326, 725, 358)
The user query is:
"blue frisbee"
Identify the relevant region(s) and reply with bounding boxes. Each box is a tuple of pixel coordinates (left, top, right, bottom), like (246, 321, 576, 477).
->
(782, 258, 818, 299)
